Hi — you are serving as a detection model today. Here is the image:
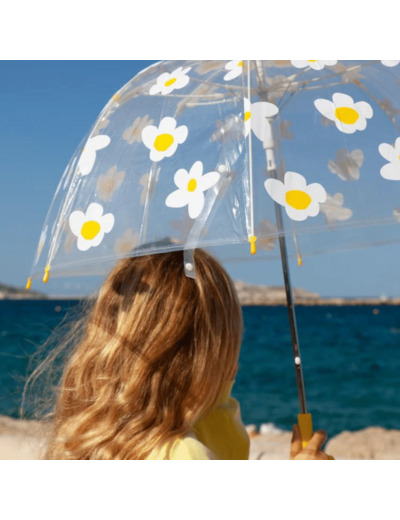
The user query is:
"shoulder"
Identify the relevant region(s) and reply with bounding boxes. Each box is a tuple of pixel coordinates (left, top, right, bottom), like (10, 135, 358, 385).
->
(169, 434, 216, 460)
(148, 433, 216, 460)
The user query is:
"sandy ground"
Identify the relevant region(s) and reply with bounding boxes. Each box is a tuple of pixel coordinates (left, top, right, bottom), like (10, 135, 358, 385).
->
(2, 415, 400, 460)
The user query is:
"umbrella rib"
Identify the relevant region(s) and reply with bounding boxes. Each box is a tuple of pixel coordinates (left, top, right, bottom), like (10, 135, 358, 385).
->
(247, 60, 256, 243)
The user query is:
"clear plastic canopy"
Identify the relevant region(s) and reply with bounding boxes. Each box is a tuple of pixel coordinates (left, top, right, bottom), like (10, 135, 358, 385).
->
(28, 60, 400, 284)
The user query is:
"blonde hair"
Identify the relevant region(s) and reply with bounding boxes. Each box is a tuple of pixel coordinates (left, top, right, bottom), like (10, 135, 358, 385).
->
(44, 249, 242, 459)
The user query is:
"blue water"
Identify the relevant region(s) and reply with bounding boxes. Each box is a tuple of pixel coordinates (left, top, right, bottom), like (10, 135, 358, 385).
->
(1, 300, 400, 438)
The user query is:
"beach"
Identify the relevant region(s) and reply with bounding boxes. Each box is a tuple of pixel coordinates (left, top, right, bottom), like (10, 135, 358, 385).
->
(2, 415, 400, 460)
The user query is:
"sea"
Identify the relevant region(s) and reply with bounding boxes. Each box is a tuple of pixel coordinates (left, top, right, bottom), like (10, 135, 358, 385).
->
(1, 299, 400, 438)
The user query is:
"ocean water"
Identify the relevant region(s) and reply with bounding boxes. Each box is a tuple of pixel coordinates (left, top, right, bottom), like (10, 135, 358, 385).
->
(1, 300, 400, 438)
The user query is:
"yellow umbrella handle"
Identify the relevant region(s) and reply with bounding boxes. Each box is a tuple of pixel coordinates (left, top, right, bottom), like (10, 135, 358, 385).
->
(298, 412, 334, 459)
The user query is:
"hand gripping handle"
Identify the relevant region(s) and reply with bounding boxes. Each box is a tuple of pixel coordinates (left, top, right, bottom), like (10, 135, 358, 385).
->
(298, 413, 334, 460)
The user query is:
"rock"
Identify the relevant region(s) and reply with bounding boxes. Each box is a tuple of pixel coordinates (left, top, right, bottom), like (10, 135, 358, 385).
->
(0, 415, 49, 460)
(233, 280, 400, 306)
(2, 415, 400, 460)
(234, 281, 319, 306)
(245, 424, 258, 437)
(325, 427, 400, 460)
(0, 282, 47, 300)
(249, 431, 292, 460)
(249, 426, 400, 460)
(259, 422, 284, 435)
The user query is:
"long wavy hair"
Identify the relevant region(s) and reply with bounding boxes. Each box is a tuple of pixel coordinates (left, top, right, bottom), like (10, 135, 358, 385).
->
(40, 249, 242, 459)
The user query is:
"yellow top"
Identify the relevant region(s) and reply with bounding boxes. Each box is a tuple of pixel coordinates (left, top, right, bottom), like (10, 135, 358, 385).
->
(147, 382, 250, 460)
(147, 432, 216, 460)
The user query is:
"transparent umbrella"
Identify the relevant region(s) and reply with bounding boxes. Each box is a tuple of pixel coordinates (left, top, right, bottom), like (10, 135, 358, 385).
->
(27, 60, 400, 447)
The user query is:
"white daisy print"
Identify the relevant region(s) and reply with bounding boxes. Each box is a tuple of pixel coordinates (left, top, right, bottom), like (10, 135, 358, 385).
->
(379, 137, 400, 180)
(291, 60, 337, 70)
(314, 93, 373, 134)
(243, 97, 279, 141)
(142, 117, 188, 162)
(265, 171, 327, 222)
(224, 60, 243, 81)
(165, 161, 220, 219)
(244, 97, 252, 136)
(78, 135, 111, 176)
(381, 61, 400, 67)
(69, 203, 115, 251)
(150, 66, 191, 95)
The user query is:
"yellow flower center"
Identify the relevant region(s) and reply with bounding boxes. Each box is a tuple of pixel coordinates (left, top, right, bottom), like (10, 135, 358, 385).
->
(187, 179, 197, 192)
(285, 190, 312, 210)
(244, 111, 251, 122)
(81, 220, 101, 240)
(164, 77, 177, 87)
(335, 106, 359, 125)
(154, 133, 174, 152)
(238, 61, 243, 67)
(307, 60, 317, 63)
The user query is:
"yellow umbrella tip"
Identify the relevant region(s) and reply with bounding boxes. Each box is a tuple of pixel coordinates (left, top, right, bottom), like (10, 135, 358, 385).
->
(248, 235, 257, 255)
(42, 265, 51, 283)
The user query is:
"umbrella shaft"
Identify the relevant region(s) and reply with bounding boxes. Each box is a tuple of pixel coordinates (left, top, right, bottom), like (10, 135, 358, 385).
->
(253, 59, 308, 415)
(275, 203, 308, 415)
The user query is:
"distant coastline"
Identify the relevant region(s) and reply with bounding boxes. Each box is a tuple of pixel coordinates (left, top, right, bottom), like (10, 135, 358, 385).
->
(1, 281, 399, 306)
(234, 280, 400, 306)
(0, 283, 48, 300)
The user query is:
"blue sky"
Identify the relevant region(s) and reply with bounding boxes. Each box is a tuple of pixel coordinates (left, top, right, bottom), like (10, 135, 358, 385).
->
(1, 60, 400, 299)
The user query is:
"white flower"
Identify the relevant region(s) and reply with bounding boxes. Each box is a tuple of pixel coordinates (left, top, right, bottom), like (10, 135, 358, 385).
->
(381, 60, 400, 67)
(314, 93, 373, 134)
(244, 97, 279, 141)
(244, 97, 252, 136)
(165, 161, 220, 219)
(264, 171, 327, 222)
(224, 60, 243, 81)
(150, 66, 191, 95)
(142, 117, 188, 162)
(69, 203, 115, 251)
(78, 135, 111, 176)
(291, 60, 337, 70)
(379, 137, 400, 180)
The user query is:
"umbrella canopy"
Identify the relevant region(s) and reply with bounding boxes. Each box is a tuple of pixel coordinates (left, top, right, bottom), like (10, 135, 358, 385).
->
(26, 60, 400, 447)
(27, 60, 400, 283)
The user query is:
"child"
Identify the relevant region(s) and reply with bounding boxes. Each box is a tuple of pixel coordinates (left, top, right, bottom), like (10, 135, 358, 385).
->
(38, 249, 328, 459)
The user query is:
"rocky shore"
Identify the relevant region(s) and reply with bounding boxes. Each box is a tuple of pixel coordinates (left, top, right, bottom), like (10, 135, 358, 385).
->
(0, 283, 48, 300)
(2, 280, 400, 306)
(247, 424, 400, 460)
(234, 280, 400, 306)
(1, 415, 400, 460)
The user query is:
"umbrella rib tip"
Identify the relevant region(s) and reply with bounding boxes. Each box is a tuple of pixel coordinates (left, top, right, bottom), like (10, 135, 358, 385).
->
(42, 265, 51, 283)
(248, 235, 257, 255)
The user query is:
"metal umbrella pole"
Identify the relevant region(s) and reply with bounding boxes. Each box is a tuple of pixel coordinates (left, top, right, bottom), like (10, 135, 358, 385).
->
(253, 60, 313, 445)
